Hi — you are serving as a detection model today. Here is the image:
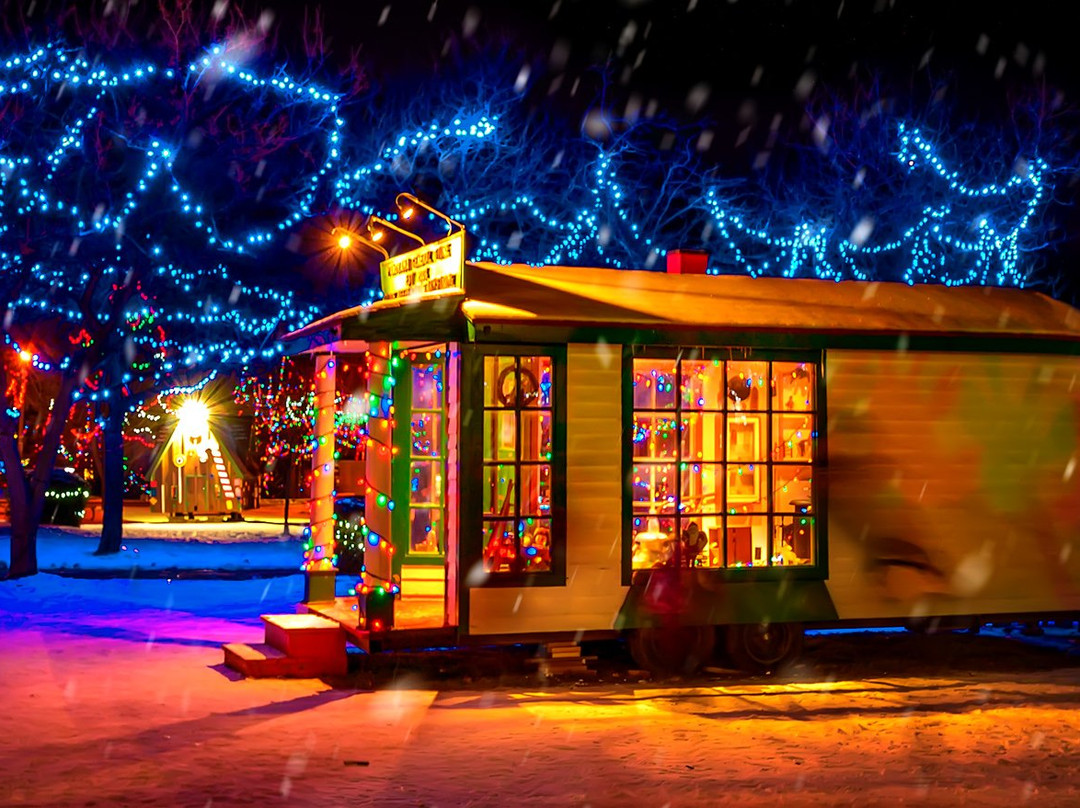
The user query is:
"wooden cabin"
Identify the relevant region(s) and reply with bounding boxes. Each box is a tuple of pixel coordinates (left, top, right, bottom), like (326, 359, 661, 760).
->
(284, 238, 1080, 672)
(146, 412, 254, 520)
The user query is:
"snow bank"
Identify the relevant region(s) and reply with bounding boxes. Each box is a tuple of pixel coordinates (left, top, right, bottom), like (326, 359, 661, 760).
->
(0, 522, 305, 574)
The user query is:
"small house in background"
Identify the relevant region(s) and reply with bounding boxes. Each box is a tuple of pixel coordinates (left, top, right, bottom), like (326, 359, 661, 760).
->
(146, 400, 257, 519)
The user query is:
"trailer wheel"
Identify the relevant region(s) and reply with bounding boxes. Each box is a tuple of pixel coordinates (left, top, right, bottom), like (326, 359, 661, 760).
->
(725, 622, 803, 673)
(628, 625, 715, 677)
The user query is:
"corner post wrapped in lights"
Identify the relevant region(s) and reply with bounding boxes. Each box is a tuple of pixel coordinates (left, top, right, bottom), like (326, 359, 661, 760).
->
(359, 340, 398, 629)
(304, 352, 337, 602)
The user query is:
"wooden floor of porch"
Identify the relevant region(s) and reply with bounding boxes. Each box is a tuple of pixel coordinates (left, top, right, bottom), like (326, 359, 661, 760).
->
(302, 596, 454, 652)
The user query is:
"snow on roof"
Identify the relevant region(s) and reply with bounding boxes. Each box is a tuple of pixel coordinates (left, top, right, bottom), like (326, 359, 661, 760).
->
(285, 263, 1080, 344)
(465, 263, 1080, 339)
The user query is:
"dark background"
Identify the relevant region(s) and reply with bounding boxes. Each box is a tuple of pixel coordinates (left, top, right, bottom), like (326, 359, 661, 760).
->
(283, 0, 1080, 299)
(9, 0, 1079, 299)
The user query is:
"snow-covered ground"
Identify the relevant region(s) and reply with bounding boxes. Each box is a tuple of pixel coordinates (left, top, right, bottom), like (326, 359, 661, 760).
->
(4, 523, 1080, 806)
(0, 521, 305, 575)
(2, 571, 1080, 807)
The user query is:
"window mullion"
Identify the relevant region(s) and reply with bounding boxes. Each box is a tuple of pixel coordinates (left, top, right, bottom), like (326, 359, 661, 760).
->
(766, 360, 774, 565)
(721, 358, 728, 568)
(675, 359, 683, 545)
(514, 356, 523, 565)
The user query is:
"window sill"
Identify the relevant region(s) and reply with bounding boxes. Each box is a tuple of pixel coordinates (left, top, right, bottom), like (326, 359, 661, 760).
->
(628, 564, 826, 586)
(470, 570, 566, 588)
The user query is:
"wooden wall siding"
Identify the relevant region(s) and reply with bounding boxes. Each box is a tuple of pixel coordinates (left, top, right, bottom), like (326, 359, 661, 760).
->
(469, 344, 628, 635)
(825, 350, 1080, 620)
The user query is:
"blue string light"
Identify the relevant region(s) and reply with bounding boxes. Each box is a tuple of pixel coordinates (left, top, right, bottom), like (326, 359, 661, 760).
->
(1, 41, 337, 385)
(3, 41, 1057, 387)
(335, 111, 1050, 290)
(1, 42, 342, 255)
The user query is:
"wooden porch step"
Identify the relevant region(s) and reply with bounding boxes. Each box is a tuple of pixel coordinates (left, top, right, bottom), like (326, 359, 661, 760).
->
(401, 565, 444, 579)
(263, 613, 345, 658)
(400, 582, 444, 599)
(222, 614, 348, 678)
(301, 600, 371, 652)
(222, 642, 347, 678)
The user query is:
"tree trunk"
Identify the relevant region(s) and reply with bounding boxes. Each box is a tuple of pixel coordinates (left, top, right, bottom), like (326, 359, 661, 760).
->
(95, 401, 126, 555)
(0, 421, 37, 578)
(281, 454, 292, 537)
(1, 371, 78, 578)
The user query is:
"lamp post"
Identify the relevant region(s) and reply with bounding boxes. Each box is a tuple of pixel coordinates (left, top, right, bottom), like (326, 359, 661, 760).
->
(331, 226, 390, 260)
(368, 215, 426, 247)
(395, 192, 465, 235)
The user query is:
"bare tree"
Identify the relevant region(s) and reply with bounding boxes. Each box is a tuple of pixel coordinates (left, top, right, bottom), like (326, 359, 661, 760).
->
(0, 3, 353, 572)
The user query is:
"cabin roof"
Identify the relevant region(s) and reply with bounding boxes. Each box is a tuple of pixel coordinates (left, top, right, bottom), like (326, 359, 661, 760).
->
(285, 263, 1080, 347)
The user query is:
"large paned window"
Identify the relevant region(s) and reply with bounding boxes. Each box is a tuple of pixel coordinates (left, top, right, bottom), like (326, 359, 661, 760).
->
(407, 356, 446, 555)
(630, 354, 818, 571)
(482, 355, 555, 574)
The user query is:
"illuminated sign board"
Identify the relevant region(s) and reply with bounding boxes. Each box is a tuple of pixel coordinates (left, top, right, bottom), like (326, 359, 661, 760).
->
(379, 231, 466, 301)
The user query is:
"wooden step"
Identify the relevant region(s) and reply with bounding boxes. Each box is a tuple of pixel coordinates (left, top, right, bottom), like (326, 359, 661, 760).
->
(262, 613, 345, 658)
(401, 565, 444, 580)
(222, 642, 348, 678)
(400, 581, 445, 599)
(527, 642, 597, 677)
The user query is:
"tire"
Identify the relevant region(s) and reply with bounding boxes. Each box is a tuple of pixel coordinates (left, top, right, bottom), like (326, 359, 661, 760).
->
(725, 622, 803, 673)
(628, 624, 716, 677)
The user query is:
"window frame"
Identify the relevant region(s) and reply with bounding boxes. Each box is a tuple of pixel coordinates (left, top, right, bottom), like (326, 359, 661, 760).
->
(621, 346, 828, 584)
(391, 350, 450, 565)
(460, 344, 567, 587)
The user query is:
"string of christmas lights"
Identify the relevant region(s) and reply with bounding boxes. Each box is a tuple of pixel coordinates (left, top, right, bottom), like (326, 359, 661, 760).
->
(333, 109, 1050, 289)
(1, 42, 342, 256)
(1, 39, 337, 406)
(303, 354, 338, 572)
(4, 41, 1058, 394)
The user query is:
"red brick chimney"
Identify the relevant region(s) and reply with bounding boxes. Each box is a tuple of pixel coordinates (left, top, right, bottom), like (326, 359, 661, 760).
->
(665, 249, 709, 274)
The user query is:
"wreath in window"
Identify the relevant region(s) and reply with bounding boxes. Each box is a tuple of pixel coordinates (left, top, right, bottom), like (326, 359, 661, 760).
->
(727, 375, 754, 402)
(496, 364, 540, 407)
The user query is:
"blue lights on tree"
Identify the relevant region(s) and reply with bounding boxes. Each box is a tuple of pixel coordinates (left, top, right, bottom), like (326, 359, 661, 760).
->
(0, 39, 344, 572)
(0, 32, 1063, 576)
(333, 101, 1052, 288)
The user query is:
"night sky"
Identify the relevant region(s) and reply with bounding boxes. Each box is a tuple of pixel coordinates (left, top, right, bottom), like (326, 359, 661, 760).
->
(8, 0, 1080, 297)
(282, 0, 1080, 298)
(298, 0, 1080, 148)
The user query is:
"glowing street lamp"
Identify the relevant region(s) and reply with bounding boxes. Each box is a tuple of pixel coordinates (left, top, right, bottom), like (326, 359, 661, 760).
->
(395, 192, 465, 235)
(331, 226, 388, 260)
(175, 397, 214, 465)
(176, 398, 210, 437)
(368, 214, 426, 247)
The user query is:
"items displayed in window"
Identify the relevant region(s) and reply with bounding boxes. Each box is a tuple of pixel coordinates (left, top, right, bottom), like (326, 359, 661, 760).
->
(482, 355, 554, 574)
(631, 356, 817, 571)
(406, 356, 446, 555)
